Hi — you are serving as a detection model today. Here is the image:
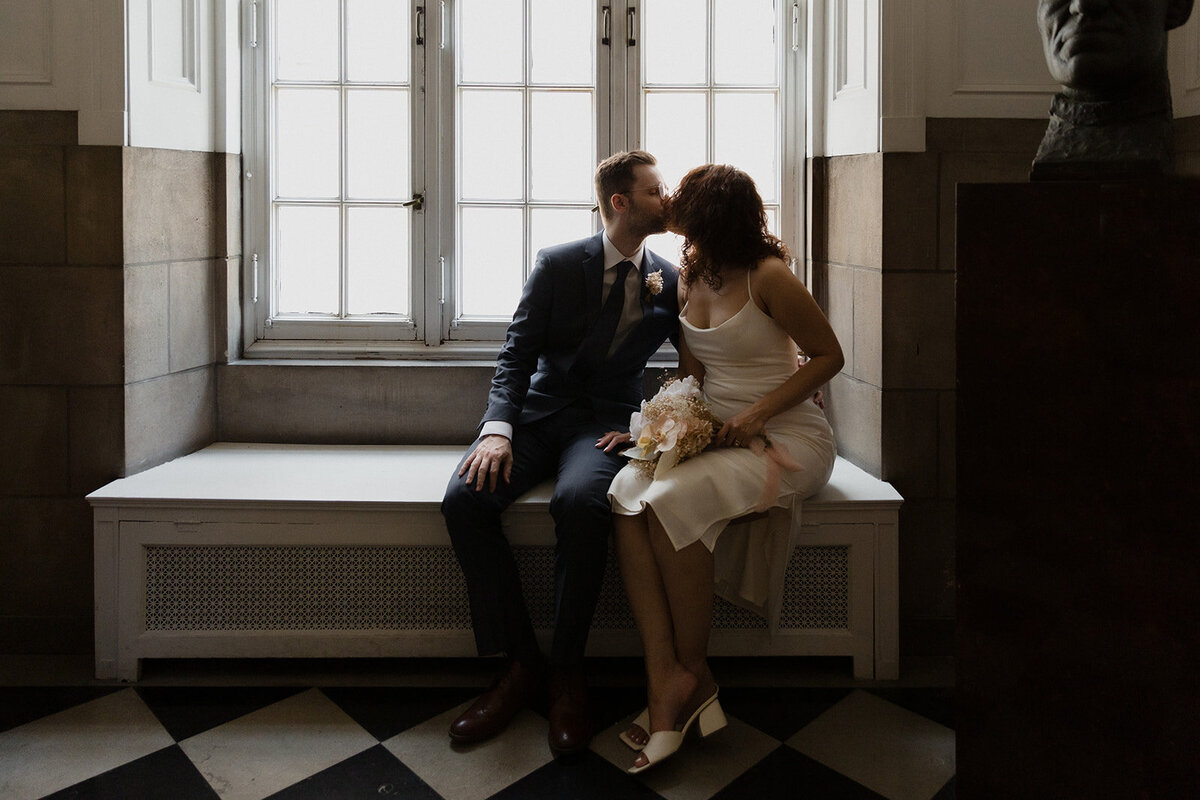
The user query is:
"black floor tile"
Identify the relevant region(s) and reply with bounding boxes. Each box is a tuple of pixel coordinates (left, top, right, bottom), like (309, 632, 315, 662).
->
(932, 775, 956, 799)
(586, 684, 649, 733)
(136, 686, 307, 741)
(717, 687, 852, 741)
(488, 749, 664, 800)
(321, 686, 478, 741)
(266, 744, 441, 800)
(44, 744, 219, 800)
(867, 688, 956, 730)
(710, 746, 886, 799)
(0, 687, 124, 734)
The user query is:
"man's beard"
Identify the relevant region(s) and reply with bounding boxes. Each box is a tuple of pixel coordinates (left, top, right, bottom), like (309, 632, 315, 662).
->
(629, 209, 667, 239)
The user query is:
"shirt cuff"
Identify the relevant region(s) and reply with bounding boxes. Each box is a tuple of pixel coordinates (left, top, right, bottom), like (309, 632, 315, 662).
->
(480, 421, 513, 441)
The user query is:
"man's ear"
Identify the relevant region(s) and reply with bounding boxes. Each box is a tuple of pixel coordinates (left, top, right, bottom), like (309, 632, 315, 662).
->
(1166, 0, 1193, 30)
(609, 192, 629, 215)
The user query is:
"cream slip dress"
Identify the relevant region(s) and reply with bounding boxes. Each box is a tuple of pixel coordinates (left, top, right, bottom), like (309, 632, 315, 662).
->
(608, 270, 836, 619)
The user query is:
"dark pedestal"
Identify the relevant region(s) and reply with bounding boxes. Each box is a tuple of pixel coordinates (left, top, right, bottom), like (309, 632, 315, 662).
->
(957, 179, 1200, 798)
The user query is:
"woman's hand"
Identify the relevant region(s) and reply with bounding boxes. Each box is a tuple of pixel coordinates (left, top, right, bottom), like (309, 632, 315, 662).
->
(716, 406, 769, 448)
(596, 430, 632, 452)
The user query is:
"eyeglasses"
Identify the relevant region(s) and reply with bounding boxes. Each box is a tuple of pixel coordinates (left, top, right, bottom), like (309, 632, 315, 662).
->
(592, 183, 669, 213)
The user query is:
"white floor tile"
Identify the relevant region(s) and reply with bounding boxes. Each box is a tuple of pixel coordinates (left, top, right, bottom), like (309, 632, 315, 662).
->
(382, 700, 554, 800)
(787, 690, 956, 800)
(178, 688, 376, 800)
(592, 709, 780, 800)
(0, 688, 174, 800)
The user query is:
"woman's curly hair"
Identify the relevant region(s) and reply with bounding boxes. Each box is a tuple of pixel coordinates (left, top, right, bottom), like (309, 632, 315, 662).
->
(669, 164, 789, 291)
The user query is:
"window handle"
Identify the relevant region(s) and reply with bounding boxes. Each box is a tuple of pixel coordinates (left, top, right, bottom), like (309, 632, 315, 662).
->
(627, 7, 636, 46)
(601, 6, 610, 45)
(415, 5, 425, 45)
(402, 193, 424, 211)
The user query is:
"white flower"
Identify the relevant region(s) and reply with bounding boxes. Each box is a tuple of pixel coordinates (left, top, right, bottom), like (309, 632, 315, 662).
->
(644, 270, 664, 297)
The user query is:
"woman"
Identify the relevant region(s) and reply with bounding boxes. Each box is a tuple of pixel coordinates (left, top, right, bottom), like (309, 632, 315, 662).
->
(599, 164, 844, 773)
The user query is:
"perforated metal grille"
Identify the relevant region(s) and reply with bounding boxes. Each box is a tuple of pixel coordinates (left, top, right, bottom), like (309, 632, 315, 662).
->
(778, 545, 850, 629)
(143, 542, 850, 633)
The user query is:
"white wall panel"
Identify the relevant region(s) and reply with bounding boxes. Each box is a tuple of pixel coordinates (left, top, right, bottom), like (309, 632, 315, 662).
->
(925, 0, 1055, 119)
(0, 1, 53, 84)
(128, 0, 218, 151)
(881, 0, 925, 151)
(823, 0, 879, 155)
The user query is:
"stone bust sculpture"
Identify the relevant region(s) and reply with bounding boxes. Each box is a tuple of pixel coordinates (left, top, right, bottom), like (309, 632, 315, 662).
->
(1033, 0, 1195, 179)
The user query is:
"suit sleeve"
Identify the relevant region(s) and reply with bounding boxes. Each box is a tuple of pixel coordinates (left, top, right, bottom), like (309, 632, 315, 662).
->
(482, 250, 554, 426)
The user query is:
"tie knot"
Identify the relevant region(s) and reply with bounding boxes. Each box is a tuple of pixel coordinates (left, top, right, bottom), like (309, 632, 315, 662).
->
(614, 260, 634, 281)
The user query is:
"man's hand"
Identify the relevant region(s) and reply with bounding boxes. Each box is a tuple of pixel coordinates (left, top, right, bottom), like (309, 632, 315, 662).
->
(596, 431, 632, 452)
(458, 434, 514, 492)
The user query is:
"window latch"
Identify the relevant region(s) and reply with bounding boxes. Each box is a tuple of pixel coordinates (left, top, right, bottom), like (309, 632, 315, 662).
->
(402, 193, 424, 212)
(627, 7, 636, 46)
(415, 6, 425, 45)
(601, 6, 610, 45)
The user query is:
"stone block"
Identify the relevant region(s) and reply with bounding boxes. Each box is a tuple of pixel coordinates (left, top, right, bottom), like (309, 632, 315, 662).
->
(0, 386, 70, 496)
(69, 386, 125, 493)
(0, 146, 66, 264)
(65, 146, 123, 265)
(882, 151, 939, 273)
(939, 389, 956, 499)
(0, 110, 77, 146)
(825, 372, 881, 477)
(937, 150, 1035, 273)
(124, 367, 217, 475)
(826, 154, 882, 270)
(853, 267, 882, 386)
(124, 262, 169, 383)
(825, 263, 855, 377)
(881, 389, 939, 500)
(926, 117, 1047, 155)
(0, 265, 124, 385)
(897, 498, 956, 620)
(882, 272, 956, 390)
(169, 259, 217, 373)
(0, 496, 94, 618)
(123, 147, 219, 264)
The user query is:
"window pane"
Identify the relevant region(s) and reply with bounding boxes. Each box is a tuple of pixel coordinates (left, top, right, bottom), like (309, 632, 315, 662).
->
(277, 205, 340, 314)
(276, 88, 340, 199)
(460, 0, 523, 84)
(347, 89, 409, 200)
(347, 206, 409, 315)
(346, 0, 409, 83)
(530, 91, 594, 202)
(713, 92, 778, 203)
(530, 0, 593, 85)
(460, 206, 524, 317)
(765, 207, 778, 238)
(276, 0, 339, 81)
(714, 0, 777, 85)
(645, 231, 684, 268)
(644, 92, 706, 191)
(460, 89, 524, 200)
(643, 0, 706, 85)
(531, 208, 594, 257)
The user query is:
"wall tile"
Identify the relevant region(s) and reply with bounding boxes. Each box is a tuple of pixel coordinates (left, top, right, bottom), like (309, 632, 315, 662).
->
(218, 153, 242, 258)
(123, 148, 218, 264)
(826, 154, 882, 270)
(0, 615, 92, 656)
(1174, 114, 1200, 153)
(217, 256, 243, 362)
(65, 146, 124, 265)
(0, 387, 70, 496)
(897, 498, 956, 620)
(0, 110, 77, 146)
(882, 272, 956, 390)
(882, 151, 939, 273)
(69, 386, 126, 493)
(169, 259, 217, 373)
(825, 263, 855, 377)
(825, 373, 881, 477)
(217, 363, 496, 445)
(0, 265, 124, 385)
(124, 262, 169, 383)
(881, 390, 940, 499)
(853, 267, 882, 386)
(0, 496, 93, 618)
(124, 367, 216, 475)
(937, 150, 1036, 273)
(926, 118, 1048, 154)
(0, 146, 66, 265)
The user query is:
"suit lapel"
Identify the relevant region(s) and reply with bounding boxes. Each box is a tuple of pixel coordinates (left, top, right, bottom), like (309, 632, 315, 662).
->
(581, 232, 605, 326)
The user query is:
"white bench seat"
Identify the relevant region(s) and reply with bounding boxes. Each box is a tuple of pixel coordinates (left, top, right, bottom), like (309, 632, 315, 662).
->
(89, 443, 902, 682)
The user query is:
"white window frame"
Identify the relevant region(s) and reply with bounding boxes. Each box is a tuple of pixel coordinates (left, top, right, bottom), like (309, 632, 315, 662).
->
(241, 0, 806, 359)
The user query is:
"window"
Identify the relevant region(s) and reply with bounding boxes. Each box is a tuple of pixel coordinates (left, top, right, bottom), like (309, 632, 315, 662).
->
(243, 0, 804, 356)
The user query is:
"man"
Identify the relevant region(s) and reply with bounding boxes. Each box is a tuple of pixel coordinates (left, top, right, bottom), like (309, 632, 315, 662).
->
(441, 151, 680, 755)
(1033, 0, 1194, 176)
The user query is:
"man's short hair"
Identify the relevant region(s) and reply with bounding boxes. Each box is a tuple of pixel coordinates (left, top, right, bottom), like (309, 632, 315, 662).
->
(594, 150, 657, 222)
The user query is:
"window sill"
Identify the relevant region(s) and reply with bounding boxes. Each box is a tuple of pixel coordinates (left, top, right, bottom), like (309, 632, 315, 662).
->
(239, 340, 680, 366)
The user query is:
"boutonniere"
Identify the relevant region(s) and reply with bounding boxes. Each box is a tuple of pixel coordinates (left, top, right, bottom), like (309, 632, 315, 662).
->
(642, 270, 664, 303)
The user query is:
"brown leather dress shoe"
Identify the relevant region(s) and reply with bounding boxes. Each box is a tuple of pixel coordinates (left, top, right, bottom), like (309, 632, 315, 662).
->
(449, 659, 545, 744)
(547, 667, 592, 756)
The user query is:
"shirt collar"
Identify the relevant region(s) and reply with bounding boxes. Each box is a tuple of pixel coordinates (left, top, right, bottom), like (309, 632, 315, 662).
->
(602, 231, 644, 272)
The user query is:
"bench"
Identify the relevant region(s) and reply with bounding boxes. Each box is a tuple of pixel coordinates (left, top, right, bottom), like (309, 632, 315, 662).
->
(87, 443, 902, 682)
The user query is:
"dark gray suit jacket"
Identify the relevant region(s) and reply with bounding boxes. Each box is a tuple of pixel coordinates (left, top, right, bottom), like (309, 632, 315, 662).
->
(483, 232, 680, 431)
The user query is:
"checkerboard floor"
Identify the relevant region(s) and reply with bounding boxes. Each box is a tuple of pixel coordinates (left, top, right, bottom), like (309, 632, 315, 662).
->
(0, 671, 954, 799)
